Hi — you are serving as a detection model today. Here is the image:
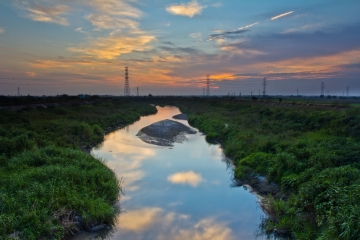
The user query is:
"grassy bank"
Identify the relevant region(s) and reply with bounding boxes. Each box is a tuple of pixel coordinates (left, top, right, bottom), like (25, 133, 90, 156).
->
(174, 97, 360, 239)
(0, 98, 156, 239)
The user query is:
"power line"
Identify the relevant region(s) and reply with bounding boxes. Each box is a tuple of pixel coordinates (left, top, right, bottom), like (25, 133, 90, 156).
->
(262, 77, 267, 96)
(206, 75, 210, 96)
(124, 67, 130, 96)
(321, 82, 325, 96)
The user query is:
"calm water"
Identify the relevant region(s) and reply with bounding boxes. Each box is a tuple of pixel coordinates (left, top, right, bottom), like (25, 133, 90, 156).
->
(89, 106, 265, 240)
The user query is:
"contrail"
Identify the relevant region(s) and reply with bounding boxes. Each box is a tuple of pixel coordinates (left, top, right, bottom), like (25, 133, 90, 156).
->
(271, 11, 294, 20)
(237, 22, 259, 30)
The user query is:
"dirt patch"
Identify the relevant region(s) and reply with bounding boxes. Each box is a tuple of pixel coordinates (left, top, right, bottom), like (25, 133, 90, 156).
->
(136, 119, 196, 146)
(172, 113, 188, 120)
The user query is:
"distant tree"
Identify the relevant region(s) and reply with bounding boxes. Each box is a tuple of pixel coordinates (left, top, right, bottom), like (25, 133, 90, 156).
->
(251, 96, 258, 101)
(148, 94, 153, 97)
(279, 98, 282, 102)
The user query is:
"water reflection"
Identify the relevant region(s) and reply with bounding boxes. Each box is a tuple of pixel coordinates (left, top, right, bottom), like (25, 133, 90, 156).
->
(167, 171, 203, 187)
(86, 106, 265, 240)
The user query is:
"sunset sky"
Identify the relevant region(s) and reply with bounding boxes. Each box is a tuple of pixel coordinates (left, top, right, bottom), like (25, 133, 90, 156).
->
(1, 0, 360, 96)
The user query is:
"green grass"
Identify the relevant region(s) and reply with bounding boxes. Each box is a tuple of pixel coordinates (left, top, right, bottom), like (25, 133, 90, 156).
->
(0, 98, 157, 239)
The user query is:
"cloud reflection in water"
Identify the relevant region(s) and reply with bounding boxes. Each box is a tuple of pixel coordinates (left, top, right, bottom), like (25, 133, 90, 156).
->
(167, 171, 203, 187)
(116, 207, 235, 240)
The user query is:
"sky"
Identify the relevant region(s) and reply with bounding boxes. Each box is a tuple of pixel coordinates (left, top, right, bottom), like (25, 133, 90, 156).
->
(0, 0, 360, 96)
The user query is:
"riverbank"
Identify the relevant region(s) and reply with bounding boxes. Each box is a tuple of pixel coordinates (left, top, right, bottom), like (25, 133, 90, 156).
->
(0, 98, 157, 239)
(173, 97, 360, 239)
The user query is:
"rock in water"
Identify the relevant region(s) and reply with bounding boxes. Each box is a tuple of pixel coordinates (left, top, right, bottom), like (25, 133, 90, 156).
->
(136, 119, 196, 146)
(172, 113, 188, 120)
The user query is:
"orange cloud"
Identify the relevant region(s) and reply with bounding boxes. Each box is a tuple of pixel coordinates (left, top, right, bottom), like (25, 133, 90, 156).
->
(25, 3, 70, 25)
(166, 0, 205, 18)
(86, 14, 139, 30)
(29, 59, 114, 69)
(252, 49, 360, 78)
(25, 72, 36, 77)
(69, 34, 155, 59)
(87, 0, 142, 18)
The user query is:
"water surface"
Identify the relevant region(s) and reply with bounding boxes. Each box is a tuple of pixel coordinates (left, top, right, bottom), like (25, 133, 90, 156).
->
(90, 106, 265, 240)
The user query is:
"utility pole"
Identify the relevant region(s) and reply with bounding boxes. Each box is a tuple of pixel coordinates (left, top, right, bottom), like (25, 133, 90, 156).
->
(262, 77, 267, 97)
(124, 67, 130, 96)
(206, 75, 210, 96)
(137, 87, 139, 96)
(320, 82, 325, 97)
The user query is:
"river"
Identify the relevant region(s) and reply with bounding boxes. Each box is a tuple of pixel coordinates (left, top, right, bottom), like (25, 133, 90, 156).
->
(83, 106, 266, 239)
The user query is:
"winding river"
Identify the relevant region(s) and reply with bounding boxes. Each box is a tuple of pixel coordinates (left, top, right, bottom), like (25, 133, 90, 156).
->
(85, 106, 266, 239)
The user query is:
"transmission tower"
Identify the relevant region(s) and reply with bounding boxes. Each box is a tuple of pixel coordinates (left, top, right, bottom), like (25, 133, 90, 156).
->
(124, 67, 130, 96)
(262, 77, 267, 96)
(206, 75, 210, 96)
(320, 82, 325, 96)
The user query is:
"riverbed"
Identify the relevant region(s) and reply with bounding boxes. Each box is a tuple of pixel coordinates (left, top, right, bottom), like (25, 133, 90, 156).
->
(83, 106, 266, 239)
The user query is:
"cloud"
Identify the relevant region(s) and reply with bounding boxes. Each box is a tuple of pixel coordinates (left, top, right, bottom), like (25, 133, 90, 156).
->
(271, 11, 294, 20)
(0, 28, 4, 34)
(29, 59, 115, 69)
(166, 0, 205, 18)
(69, 33, 155, 59)
(209, 22, 259, 40)
(87, 0, 142, 18)
(24, 3, 70, 25)
(86, 13, 139, 30)
(25, 72, 36, 77)
(190, 32, 202, 42)
(167, 171, 203, 187)
(209, 29, 249, 40)
(159, 46, 199, 54)
(161, 41, 174, 45)
(221, 45, 265, 57)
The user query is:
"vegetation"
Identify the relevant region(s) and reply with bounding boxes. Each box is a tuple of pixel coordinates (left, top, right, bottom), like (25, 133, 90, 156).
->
(0, 98, 156, 239)
(174, 97, 360, 240)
